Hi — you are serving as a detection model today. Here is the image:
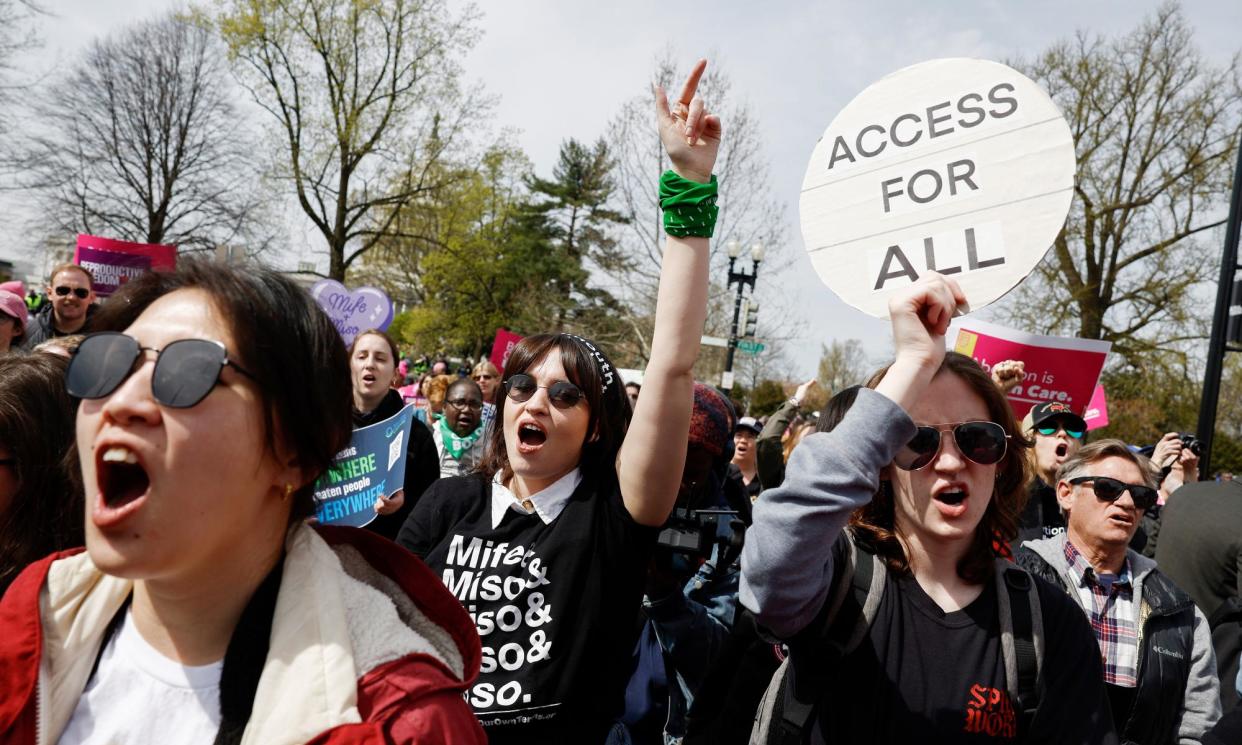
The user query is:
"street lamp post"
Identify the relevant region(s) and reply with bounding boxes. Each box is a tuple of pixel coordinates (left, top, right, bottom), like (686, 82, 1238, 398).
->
(722, 239, 764, 391)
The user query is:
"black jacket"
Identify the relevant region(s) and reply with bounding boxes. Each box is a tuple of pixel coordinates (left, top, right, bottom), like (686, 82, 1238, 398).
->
(354, 389, 439, 541)
(1017, 547, 1198, 745)
(1016, 478, 1064, 545)
(20, 303, 98, 350)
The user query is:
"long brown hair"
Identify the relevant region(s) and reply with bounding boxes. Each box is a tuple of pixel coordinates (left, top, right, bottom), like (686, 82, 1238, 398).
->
(849, 352, 1031, 584)
(0, 354, 83, 593)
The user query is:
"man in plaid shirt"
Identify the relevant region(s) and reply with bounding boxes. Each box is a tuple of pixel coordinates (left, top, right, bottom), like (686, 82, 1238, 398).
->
(1017, 439, 1220, 744)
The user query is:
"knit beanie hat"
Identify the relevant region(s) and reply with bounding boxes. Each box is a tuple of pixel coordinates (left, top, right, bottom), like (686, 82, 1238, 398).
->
(689, 383, 734, 457)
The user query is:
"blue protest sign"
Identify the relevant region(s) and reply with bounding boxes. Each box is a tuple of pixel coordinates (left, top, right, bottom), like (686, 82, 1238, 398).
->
(313, 403, 414, 527)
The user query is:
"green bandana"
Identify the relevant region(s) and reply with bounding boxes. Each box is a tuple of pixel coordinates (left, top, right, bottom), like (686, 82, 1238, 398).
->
(660, 170, 719, 238)
(438, 416, 484, 461)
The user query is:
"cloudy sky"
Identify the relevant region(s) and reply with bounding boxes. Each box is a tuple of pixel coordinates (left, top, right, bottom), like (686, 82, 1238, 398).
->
(4, 0, 1240, 377)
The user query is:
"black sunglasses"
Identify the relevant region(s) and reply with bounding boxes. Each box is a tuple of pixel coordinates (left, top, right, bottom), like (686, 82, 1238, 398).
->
(67, 332, 257, 409)
(503, 373, 584, 410)
(1068, 476, 1158, 511)
(895, 421, 1010, 471)
(55, 286, 91, 299)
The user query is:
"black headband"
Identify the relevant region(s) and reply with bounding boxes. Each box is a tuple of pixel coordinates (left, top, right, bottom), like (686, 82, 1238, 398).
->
(563, 334, 615, 394)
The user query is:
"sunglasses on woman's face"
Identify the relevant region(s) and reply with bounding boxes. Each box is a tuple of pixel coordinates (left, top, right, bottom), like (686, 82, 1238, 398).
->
(502, 373, 584, 410)
(55, 286, 91, 299)
(66, 332, 257, 409)
(894, 421, 1010, 471)
(1067, 476, 1158, 512)
(1036, 421, 1084, 439)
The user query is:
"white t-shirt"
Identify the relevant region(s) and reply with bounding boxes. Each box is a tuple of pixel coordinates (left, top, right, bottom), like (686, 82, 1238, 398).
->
(59, 609, 223, 745)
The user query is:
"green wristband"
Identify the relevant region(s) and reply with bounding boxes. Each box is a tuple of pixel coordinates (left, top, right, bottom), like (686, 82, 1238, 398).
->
(660, 170, 718, 238)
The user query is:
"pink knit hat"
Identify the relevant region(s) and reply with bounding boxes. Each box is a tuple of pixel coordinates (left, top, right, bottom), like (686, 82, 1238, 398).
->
(0, 289, 28, 333)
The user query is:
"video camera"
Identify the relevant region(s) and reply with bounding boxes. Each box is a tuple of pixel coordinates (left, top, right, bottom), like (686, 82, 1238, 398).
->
(657, 507, 743, 559)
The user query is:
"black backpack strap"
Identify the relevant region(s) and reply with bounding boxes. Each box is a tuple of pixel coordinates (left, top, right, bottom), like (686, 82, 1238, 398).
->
(773, 532, 885, 744)
(998, 563, 1043, 736)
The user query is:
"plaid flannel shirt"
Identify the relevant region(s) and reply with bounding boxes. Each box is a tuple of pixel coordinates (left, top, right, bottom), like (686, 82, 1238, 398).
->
(1064, 539, 1140, 687)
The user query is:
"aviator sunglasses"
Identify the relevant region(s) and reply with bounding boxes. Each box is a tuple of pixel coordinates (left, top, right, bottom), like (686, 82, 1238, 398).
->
(1067, 476, 1158, 512)
(55, 286, 91, 299)
(894, 421, 1010, 471)
(66, 332, 257, 408)
(502, 373, 585, 409)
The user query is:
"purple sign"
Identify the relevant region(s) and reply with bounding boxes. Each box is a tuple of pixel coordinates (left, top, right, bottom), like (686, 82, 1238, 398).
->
(310, 279, 394, 345)
(76, 246, 152, 296)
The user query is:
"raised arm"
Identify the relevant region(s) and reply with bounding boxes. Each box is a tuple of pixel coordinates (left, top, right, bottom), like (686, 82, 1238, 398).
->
(618, 60, 718, 526)
(740, 274, 966, 636)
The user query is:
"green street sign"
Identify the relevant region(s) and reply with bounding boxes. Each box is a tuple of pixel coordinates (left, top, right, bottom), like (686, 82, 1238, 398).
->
(737, 339, 765, 354)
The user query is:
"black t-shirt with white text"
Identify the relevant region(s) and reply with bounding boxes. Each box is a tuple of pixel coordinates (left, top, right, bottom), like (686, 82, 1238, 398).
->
(796, 536, 1116, 744)
(398, 472, 658, 744)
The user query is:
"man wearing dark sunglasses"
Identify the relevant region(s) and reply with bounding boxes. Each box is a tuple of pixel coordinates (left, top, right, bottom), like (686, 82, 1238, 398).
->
(1016, 402, 1087, 544)
(21, 263, 97, 351)
(1017, 440, 1222, 744)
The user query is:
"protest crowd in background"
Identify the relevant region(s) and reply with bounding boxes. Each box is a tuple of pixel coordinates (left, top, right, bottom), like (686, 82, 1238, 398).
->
(1, 55, 1242, 745)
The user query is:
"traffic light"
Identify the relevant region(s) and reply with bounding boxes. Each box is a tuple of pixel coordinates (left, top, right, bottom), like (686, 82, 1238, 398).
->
(744, 300, 759, 338)
(1229, 276, 1242, 345)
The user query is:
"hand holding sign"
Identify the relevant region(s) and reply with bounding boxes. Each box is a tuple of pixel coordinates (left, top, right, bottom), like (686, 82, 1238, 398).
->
(655, 59, 720, 184)
(875, 271, 967, 413)
(375, 488, 405, 516)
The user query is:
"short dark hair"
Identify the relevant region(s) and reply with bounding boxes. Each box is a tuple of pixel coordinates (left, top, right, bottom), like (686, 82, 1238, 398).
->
(447, 377, 482, 401)
(625, 382, 641, 391)
(816, 385, 862, 433)
(480, 333, 630, 484)
(89, 258, 352, 520)
(851, 352, 1032, 585)
(0, 353, 83, 591)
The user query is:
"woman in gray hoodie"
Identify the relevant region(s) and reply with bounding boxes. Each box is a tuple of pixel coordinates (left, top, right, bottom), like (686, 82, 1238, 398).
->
(740, 273, 1117, 744)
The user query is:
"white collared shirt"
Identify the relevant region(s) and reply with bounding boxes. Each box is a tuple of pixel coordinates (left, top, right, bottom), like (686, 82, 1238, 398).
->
(489, 468, 583, 528)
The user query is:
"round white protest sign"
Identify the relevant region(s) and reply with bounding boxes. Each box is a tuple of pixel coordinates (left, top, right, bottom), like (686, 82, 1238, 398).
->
(800, 58, 1075, 318)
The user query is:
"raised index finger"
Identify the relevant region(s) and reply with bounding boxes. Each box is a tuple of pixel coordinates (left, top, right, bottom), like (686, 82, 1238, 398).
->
(677, 59, 708, 106)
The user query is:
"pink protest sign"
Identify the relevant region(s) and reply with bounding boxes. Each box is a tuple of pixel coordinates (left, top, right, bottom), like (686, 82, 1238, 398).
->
(950, 319, 1111, 420)
(489, 328, 524, 372)
(1083, 385, 1109, 431)
(74, 234, 177, 297)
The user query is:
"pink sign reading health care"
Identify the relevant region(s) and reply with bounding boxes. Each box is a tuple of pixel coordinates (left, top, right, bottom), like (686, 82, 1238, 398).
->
(489, 328, 524, 373)
(950, 319, 1111, 421)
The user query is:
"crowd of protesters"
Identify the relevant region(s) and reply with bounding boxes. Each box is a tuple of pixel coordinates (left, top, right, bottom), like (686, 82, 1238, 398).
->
(0, 58, 1240, 745)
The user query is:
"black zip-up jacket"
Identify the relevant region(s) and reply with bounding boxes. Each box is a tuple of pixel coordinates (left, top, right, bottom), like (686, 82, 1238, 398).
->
(1017, 543, 1214, 745)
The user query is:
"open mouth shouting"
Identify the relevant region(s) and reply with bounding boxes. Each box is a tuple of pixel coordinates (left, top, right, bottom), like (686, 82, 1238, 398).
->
(516, 420, 547, 454)
(1055, 442, 1069, 458)
(932, 482, 970, 518)
(93, 444, 151, 529)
